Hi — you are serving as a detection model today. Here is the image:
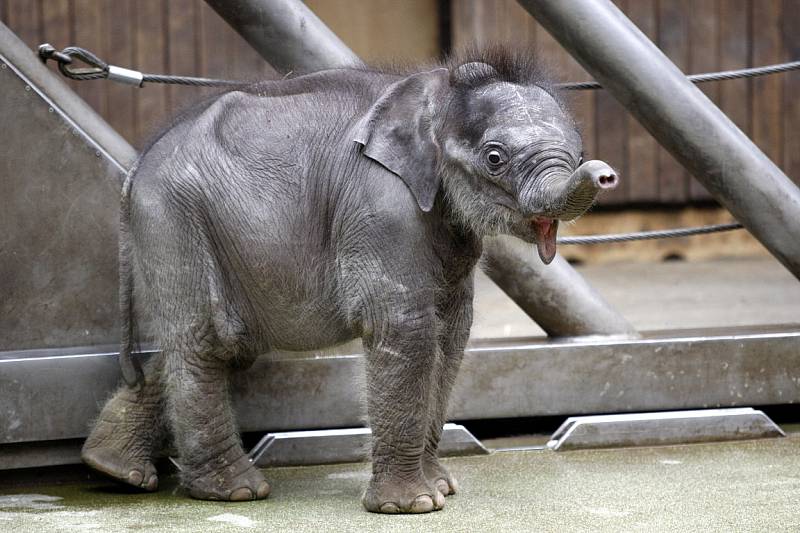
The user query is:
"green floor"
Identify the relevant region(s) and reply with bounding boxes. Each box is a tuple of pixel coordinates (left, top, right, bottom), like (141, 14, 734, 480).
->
(2, 434, 799, 532)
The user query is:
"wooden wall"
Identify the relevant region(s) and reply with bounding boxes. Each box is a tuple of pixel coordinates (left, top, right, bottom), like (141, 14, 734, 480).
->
(1, 0, 797, 207)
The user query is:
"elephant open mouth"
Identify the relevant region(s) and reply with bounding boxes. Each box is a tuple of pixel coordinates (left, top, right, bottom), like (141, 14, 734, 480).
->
(531, 217, 559, 264)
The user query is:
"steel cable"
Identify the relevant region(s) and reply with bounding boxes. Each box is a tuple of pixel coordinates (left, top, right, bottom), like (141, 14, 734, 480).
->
(555, 61, 800, 90)
(38, 43, 794, 245)
(557, 222, 743, 245)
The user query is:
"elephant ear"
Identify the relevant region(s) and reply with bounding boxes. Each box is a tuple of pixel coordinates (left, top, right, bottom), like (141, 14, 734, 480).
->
(354, 68, 449, 212)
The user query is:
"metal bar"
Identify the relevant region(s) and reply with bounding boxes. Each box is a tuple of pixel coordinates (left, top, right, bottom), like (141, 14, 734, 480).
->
(250, 424, 489, 467)
(483, 237, 637, 336)
(3, 325, 798, 446)
(204, 0, 361, 73)
(202, 0, 634, 337)
(546, 408, 785, 451)
(518, 0, 800, 280)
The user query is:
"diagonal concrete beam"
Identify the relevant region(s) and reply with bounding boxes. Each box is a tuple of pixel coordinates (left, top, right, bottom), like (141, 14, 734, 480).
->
(205, 0, 636, 337)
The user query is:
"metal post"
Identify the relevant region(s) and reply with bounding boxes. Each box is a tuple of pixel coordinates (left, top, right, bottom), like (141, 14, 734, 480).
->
(204, 0, 361, 73)
(205, 0, 635, 337)
(483, 237, 636, 336)
(519, 0, 800, 280)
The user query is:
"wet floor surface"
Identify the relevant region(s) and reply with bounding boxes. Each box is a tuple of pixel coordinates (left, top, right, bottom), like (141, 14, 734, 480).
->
(2, 433, 799, 532)
(471, 257, 800, 338)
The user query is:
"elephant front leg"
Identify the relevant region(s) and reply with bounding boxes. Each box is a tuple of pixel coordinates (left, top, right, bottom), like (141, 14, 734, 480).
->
(166, 347, 270, 501)
(424, 283, 474, 497)
(422, 350, 464, 497)
(362, 309, 445, 514)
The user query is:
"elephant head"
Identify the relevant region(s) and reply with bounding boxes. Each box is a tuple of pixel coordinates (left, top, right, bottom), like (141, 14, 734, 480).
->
(354, 50, 618, 264)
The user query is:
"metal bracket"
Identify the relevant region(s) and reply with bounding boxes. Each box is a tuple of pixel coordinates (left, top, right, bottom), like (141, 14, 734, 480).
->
(249, 423, 489, 467)
(547, 408, 785, 451)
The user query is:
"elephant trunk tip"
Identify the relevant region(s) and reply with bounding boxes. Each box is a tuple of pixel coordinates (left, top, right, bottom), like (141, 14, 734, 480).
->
(583, 160, 619, 191)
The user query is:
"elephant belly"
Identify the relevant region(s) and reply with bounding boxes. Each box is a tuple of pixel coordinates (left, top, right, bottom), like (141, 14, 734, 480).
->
(258, 299, 356, 352)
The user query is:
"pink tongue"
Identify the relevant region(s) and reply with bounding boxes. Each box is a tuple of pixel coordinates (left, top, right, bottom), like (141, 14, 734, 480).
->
(533, 219, 559, 264)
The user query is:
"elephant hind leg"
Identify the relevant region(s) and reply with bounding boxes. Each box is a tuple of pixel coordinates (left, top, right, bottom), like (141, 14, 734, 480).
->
(165, 337, 269, 501)
(82, 355, 165, 491)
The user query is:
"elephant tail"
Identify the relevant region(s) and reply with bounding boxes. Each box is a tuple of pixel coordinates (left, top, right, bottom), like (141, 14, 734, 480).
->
(119, 167, 143, 387)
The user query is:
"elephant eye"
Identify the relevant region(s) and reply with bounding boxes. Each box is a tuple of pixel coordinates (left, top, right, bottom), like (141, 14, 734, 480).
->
(484, 147, 507, 170)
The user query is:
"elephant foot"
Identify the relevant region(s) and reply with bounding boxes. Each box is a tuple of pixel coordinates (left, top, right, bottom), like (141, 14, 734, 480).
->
(81, 395, 160, 491)
(82, 443, 159, 491)
(424, 458, 459, 496)
(185, 454, 270, 501)
(362, 473, 445, 514)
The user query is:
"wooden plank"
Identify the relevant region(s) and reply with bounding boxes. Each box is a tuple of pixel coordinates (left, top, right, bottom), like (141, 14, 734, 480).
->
(751, 0, 784, 167)
(451, 0, 479, 50)
(308, 0, 439, 64)
(199, 2, 230, 79)
(686, 0, 719, 201)
(133, 0, 168, 145)
(73, 0, 107, 118)
(624, 0, 659, 203)
(656, 0, 690, 203)
(782, 0, 800, 185)
(451, 0, 538, 49)
(718, 0, 751, 137)
(40, 0, 70, 93)
(104, 0, 136, 144)
(40, 0, 69, 48)
(494, 0, 536, 44)
(165, 0, 198, 116)
(5, 0, 40, 49)
(592, 0, 628, 205)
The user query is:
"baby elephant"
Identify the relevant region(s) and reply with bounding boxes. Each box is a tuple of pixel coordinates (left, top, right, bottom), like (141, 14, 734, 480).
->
(82, 47, 617, 513)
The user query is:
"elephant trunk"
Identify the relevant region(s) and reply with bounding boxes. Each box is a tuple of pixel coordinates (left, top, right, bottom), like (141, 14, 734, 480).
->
(529, 159, 618, 221)
(518, 159, 618, 264)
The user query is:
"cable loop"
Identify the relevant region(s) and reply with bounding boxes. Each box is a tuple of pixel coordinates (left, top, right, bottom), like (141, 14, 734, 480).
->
(39, 44, 109, 81)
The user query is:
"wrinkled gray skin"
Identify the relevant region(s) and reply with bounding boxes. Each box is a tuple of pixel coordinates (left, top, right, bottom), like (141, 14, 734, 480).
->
(82, 51, 617, 513)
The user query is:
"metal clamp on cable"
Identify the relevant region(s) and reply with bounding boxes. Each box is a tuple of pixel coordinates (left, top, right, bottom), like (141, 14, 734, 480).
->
(107, 65, 144, 87)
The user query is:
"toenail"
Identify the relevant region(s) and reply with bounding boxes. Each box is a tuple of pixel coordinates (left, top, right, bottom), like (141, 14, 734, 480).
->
(145, 475, 158, 491)
(449, 477, 459, 494)
(433, 490, 445, 509)
(410, 495, 434, 513)
(127, 470, 143, 486)
(379, 502, 400, 513)
(435, 479, 450, 496)
(256, 481, 270, 499)
(229, 487, 254, 501)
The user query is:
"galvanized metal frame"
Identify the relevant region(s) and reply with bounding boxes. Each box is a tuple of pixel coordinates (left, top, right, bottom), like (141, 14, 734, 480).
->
(3, 326, 799, 449)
